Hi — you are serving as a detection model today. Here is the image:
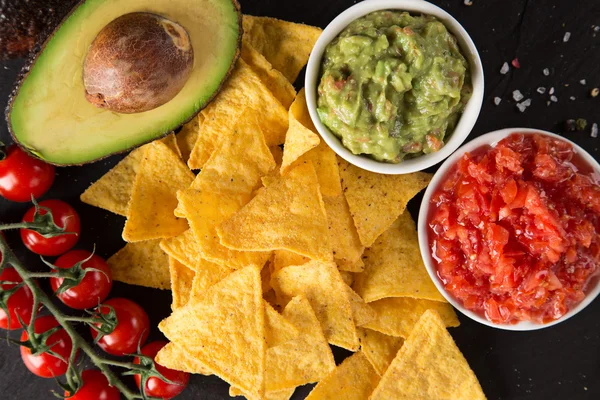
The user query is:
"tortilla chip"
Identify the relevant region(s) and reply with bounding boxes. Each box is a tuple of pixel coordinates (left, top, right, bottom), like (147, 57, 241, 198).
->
(323, 194, 364, 264)
(159, 266, 266, 399)
(271, 260, 359, 351)
(362, 298, 459, 338)
(218, 162, 331, 261)
(338, 159, 431, 247)
(272, 250, 310, 273)
(241, 41, 296, 109)
(123, 141, 194, 242)
(80, 148, 144, 216)
(300, 142, 342, 199)
(188, 258, 232, 301)
(346, 286, 376, 327)
(265, 296, 335, 391)
(270, 145, 284, 167)
(265, 302, 299, 348)
(336, 257, 364, 273)
(188, 59, 288, 169)
(306, 352, 380, 400)
(230, 386, 295, 400)
(107, 239, 170, 290)
(339, 271, 354, 287)
(169, 257, 195, 310)
(370, 310, 486, 400)
(353, 212, 445, 303)
(281, 90, 320, 173)
(155, 342, 211, 375)
(243, 16, 322, 83)
(358, 328, 404, 376)
(160, 230, 203, 272)
(176, 114, 204, 162)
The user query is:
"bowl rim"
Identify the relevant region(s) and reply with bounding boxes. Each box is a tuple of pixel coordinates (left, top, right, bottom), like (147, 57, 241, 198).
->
(304, 0, 485, 175)
(417, 127, 600, 331)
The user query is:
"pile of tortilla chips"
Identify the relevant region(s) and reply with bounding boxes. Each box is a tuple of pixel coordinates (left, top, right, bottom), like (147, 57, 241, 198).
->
(81, 15, 486, 400)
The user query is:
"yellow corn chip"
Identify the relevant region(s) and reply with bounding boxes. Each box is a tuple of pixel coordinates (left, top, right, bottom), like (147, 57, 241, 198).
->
(306, 352, 380, 400)
(241, 41, 296, 109)
(265, 296, 335, 391)
(188, 258, 232, 302)
(338, 159, 431, 247)
(336, 257, 364, 273)
(281, 90, 320, 173)
(155, 342, 211, 375)
(159, 266, 266, 399)
(243, 16, 322, 83)
(169, 257, 195, 310)
(323, 194, 364, 264)
(339, 271, 354, 287)
(353, 212, 445, 303)
(160, 230, 203, 272)
(346, 286, 376, 327)
(188, 59, 288, 169)
(299, 141, 342, 197)
(362, 297, 459, 338)
(370, 310, 486, 400)
(123, 141, 194, 242)
(272, 250, 310, 273)
(218, 162, 332, 261)
(176, 114, 204, 163)
(270, 145, 284, 167)
(265, 302, 299, 348)
(80, 148, 144, 217)
(230, 386, 295, 400)
(107, 239, 170, 290)
(358, 328, 404, 376)
(271, 260, 358, 351)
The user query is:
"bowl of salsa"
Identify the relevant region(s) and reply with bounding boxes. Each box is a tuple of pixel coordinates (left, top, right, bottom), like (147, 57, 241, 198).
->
(419, 128, 600, 330)
(305, 0, 484, 174)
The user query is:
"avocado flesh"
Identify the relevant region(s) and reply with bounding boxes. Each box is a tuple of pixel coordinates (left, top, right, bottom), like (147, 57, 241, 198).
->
(8, 0, 241, 165)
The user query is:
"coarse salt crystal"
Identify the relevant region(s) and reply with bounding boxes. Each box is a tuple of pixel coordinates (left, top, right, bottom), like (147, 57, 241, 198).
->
(563, 32, 571, 42)
(592, 123, 598, 138)
(549, 87, 555, 95)
(494, 97, 502, 105)
(543, 68, 550, 76)
(513, 90, 524, 101)
(595, 26, 600, 32)
(537, 87, 546, 94)
(516, 99, 532, 112)
(580, 79, 587, 85)
(464, 0, 473, 5)
(551, 95, 558, 102)
(570, 96, 576, 101)
(500, 62, 510, 74)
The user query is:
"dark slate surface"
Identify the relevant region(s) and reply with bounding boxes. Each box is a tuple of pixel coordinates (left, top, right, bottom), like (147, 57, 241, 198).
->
(0, 0, 599, 399)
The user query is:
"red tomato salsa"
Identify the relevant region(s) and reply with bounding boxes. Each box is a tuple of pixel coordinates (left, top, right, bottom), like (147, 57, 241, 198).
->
(428, 133, 600, 324)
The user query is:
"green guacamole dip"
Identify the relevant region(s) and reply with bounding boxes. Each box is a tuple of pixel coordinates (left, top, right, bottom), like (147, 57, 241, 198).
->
(317, 11, 472, 163)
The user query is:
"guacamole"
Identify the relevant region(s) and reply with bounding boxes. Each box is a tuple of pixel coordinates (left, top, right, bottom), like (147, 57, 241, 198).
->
(317, 11, 472, 163)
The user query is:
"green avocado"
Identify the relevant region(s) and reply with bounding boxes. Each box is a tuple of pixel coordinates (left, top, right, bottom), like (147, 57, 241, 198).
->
(6, 0, 242, 165)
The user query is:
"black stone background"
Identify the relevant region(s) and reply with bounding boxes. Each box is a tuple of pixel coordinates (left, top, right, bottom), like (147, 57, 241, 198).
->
(0, 0, 599, 399)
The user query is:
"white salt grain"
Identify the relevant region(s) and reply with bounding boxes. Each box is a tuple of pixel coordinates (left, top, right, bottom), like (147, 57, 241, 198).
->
(516, 99, 532, 112)
(537, 87, 546, 94)
(513, 90, 524, 101)
(563, 32, 571, 42)
(549, 87, 555, 95)
(580, 79, 587, 85)
(592, 123, 599, 138)
(464, 0, 473, 5)
(550, 95, 558, 102)
(543, 68, 550, 76)
(494, 97, 502, 105)
(570, 96, 576, 101)
(500, 62, 510, 74)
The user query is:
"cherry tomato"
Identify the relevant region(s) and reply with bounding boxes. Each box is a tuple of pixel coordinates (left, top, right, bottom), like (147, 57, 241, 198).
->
(91, 298, 150, 356)
(0, 145, 55, 202)
(20, 315, 74, 378)
(21, 199, 80, 256)
(134, 341, 189, 399)
(50, 250, 112, 310)
(65, 369, 120, 400)
(0, 266, 35, 330)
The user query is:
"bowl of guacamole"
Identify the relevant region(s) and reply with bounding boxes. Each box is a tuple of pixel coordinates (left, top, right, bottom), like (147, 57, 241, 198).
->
(305, 0, 484, 174)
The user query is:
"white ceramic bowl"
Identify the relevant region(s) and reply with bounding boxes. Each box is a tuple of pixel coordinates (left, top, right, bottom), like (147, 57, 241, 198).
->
(305, 0, 484, 175)
(418, 128, 600, 331)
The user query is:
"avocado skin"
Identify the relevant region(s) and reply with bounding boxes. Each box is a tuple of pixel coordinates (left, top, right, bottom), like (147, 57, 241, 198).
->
(5, 0, 243, 166)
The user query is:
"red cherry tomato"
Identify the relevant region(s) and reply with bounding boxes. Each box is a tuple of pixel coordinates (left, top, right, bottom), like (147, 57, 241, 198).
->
(0, 266, 35, 330)
(134, 341, 189, 399)
(50, 250, 112, 310)
(20, 315, 74, 378)
(21, 199, 80, 256)
(0, 145, 55, 202)
(65, 369, 120, 400)
(91, 298, 150, 356)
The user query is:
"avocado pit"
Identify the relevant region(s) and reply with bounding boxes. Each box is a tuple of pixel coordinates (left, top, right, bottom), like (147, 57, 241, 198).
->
(83, 12, 194, 114)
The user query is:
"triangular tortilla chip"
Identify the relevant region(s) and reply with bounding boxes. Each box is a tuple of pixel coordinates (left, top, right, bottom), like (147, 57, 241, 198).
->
(188, 59, 288, 169)
(306, 352, 380, 400)
(188, 258, 232, 302)
(353, 212, 445, 303)
(271, 260, 359, 351)
(281, 89, 320, 173)
(265, 296, 335, 391)
(323, 194, 364, 264)
(370, 310, 486, 400)
(176, 114, 204, 163)
(358, 328, 404, 376)
(298, 141, 341, 197)
(217, 162, 331, 261)
(155, 342, 211, 375)
(241, 41, 296, 109)
(265, 302, 299, 348)
(169, 257, 195, 310)
(338, 159, 431, 246)
(160, 230, 204, 272)
(272, 250, 310, 273)
(339, 271, 354, 287)
(159, 266, 266, 399)
(242, 16, 322, 83)
(362, 298, 459, 338)
(123, 141, 194, 242)
(107, 239, 170, 290)
(346, 286, 376, 327)
(336, 257, 364, 273)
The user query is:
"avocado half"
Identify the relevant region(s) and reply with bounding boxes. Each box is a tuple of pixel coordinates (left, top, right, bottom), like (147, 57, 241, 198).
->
(6, 0, 242, 165)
